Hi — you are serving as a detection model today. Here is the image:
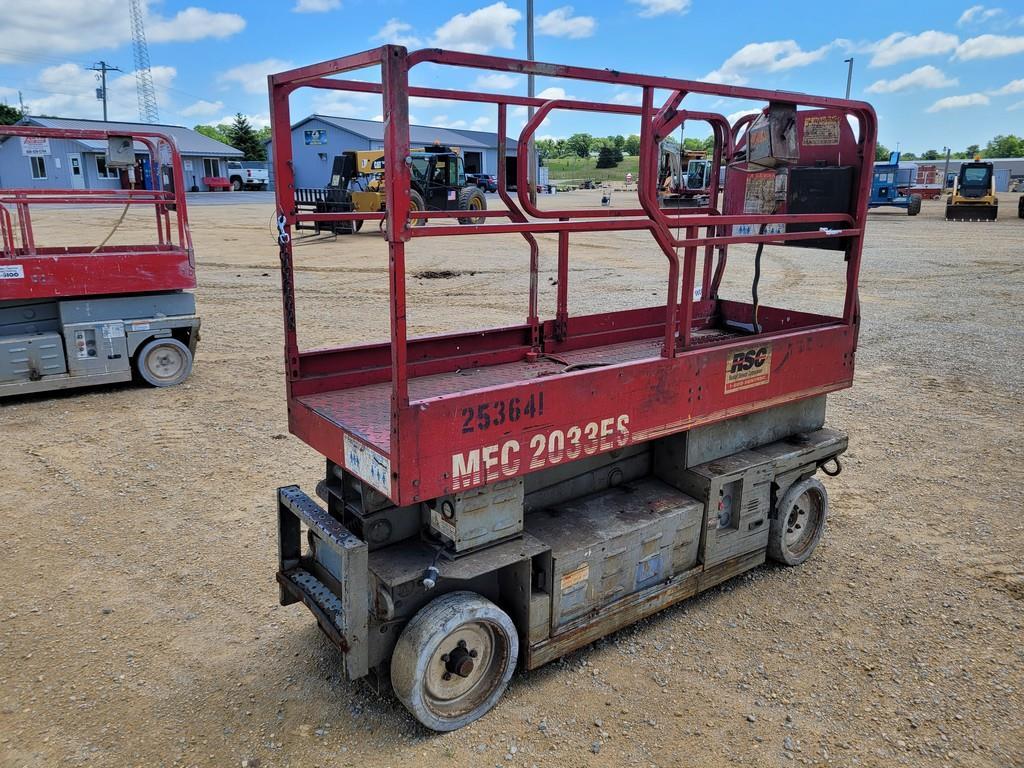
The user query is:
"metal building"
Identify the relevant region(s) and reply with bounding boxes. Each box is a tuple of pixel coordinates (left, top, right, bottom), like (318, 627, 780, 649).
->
(273, 114, 519, 189)
(0, 116, 242, 192)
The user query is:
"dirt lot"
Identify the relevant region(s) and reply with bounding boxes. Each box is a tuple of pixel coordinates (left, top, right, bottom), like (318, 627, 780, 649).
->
(2, 191, 1022, 768)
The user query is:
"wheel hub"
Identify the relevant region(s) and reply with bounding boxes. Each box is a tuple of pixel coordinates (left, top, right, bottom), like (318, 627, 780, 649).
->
(442, 640, 478, 679)
(783, 489, 822, 554)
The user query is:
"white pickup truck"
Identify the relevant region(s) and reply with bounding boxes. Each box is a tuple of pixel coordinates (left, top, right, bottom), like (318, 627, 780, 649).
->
(227, 161, 269, 191)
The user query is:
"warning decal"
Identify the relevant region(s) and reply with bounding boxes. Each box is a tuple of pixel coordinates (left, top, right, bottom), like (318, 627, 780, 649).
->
(725, 344, 772, 393)
(343, 433, 392, 496)
(802, 115, 840, 146)
(742, 172, 776, 214)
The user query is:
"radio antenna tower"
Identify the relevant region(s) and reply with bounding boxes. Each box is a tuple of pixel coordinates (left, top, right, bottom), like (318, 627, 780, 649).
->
(129, 0, 160, 123)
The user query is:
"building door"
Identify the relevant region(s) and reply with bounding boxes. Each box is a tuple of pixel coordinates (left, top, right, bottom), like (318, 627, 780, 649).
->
(464, 151, 482, 174)
(67, 153, 85, 189)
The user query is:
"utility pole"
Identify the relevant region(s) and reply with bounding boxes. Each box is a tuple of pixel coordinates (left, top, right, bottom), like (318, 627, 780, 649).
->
(844, 57, 854, 99)
(942, 146, 951, 190)
(18, 90, 26, 116)
(89, 61, 122, 121)
(527, 0, 536, 204)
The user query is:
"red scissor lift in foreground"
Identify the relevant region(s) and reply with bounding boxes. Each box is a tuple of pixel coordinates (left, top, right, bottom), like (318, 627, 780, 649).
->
(272, 46, 875, 730)
(0, 126, 199, 397)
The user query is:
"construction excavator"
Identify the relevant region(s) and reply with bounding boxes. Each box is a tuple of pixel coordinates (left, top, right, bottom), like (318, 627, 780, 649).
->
(945, 160, 998, 221)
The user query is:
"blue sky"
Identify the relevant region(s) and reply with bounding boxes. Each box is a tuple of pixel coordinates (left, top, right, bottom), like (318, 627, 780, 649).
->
(1, 0, 1023, 152)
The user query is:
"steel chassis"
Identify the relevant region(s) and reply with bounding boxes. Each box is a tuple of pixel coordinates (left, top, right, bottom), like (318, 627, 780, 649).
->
(0, 125, 196, 301)
(269, 46, 875, 506)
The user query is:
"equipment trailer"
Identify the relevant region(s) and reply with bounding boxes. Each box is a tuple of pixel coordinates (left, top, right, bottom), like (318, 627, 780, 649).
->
(269, 47, 875, 731)
(0, 126, 199, 397)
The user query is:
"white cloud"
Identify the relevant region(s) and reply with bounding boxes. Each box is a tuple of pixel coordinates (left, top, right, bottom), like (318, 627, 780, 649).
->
(310, 90, 372, 118)
(630, 0, 691, 17)
(705, 40, 835, 86)
(865, 65, 958, 94)
(473, 73, 520, 91)
(954, 34, 1024, 59)
(536, 6, 596, 38)
(180, 99, 225, 117)
(925, 93, 990, 112)
(218, 58, 295, 95)
(432, 2, 521, 53)
(537, 86, 575, 101)
(372, 18, 424, 48)
(992, 78, 1024, 95)
(471, 116, 492, 130)
(867, 31, 959, 67)
(22, 62, 178, 122)
(957, 5, 1002, 25)
(293, 0, 340, 11)
(611, 89, 642, 106)
(0, 0, 243, 62)
(1008, 99, 1024, 110)
(212, 113, 271, 129)
(726, 108, 762, 124)
(147, 7, 245, 43)
(431, 114, 468, 129)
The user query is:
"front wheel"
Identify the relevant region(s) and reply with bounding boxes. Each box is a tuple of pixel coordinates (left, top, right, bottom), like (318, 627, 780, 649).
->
(457, 187, 486, 225)
(391, 591, 518, 731)
(907, 194, 921, 216)
(409, 189, 427, 226)
(230, 178, 242, 192)
(135, 337, 194, 388)
(768, 476, 828, 566)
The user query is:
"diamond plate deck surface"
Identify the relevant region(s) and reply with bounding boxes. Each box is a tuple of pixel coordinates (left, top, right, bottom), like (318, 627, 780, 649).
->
(295, 331, 741, 454)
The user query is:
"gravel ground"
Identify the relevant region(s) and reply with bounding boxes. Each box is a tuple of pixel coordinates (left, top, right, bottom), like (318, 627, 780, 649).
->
(1, 191, 1022, 768)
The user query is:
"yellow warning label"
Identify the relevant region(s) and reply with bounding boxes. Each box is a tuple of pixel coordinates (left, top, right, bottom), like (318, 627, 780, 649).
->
(560, 564, 590, 592)
(803, 115, 840, 146)
(725, 344, 772, 393)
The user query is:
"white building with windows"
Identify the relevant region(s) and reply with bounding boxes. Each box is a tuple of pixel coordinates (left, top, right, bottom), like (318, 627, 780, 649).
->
(0, 116, 242, 192)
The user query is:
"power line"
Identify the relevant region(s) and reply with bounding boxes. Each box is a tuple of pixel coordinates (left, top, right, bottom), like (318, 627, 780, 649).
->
(88, 61, 122, 121)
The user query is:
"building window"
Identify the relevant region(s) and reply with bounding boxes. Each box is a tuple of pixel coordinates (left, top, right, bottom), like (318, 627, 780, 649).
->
(95, 156, 120, 179)
(203, 158, 220, 177)
(30, 156, 46, 179)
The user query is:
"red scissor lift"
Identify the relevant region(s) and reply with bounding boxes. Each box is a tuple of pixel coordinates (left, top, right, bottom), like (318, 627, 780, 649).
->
(272, 46, 875, 730)
(0, 126, 200, 396)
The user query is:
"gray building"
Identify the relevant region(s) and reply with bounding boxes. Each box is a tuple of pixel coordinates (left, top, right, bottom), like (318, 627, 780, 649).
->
(0, 116, 242, 192)
(272, 114, 520, 189)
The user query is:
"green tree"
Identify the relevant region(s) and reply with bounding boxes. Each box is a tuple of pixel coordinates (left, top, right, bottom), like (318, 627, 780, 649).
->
(964, 144, 980, 158)
(984, 134, 1024, 158)
(623, 134, 641, 155)
(611, 145, 623, 163)
(194, 123, 232, 144)
(226, 113, 266, 161)
(536, 138, 559, 159)
(902, 151, 918, 161)
(875, 143, 891, 161)
(921, 149, 941, 160)
(595, 145, 618, 168)
(565, 132, 594, 158)
(0, 103, 23, 125)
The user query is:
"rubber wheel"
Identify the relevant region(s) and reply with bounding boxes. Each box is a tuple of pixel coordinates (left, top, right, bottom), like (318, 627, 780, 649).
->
(135, 338, 193, 388)
(457, 187, 486, 225)
(353, 219, 364, 233)
(945, 204, 954, 220)
(231, 178, 242, 192)
(391, 591, 518, 732)
(409, 190, 427, 227)
(1018, 196, 1024, 219)
(907, 194, 921, 216)
(768, 476, 828, 566)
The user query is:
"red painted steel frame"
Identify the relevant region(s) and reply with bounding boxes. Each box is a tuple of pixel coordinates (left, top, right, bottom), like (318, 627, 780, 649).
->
(269, 46, 876, 507)
(0, 126, 195, 301)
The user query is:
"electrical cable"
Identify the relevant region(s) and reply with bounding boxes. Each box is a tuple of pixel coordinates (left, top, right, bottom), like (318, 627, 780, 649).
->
(751, 222, 767, 334)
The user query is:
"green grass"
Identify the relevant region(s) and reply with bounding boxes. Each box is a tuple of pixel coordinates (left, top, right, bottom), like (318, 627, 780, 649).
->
(543, 154, 641, 183)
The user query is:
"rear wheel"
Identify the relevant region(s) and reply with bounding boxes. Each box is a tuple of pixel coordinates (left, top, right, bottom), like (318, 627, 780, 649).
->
(1018, 196, 1024, 219)
(391, 591, 517, 731)
(231, 177, 242, 192)
(135, 337, 193, 388)
(409, 190, 427, 227)
(768, 477, 828, 566)
(457, 187, 486, 225)
(907, 194, 921, 216)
